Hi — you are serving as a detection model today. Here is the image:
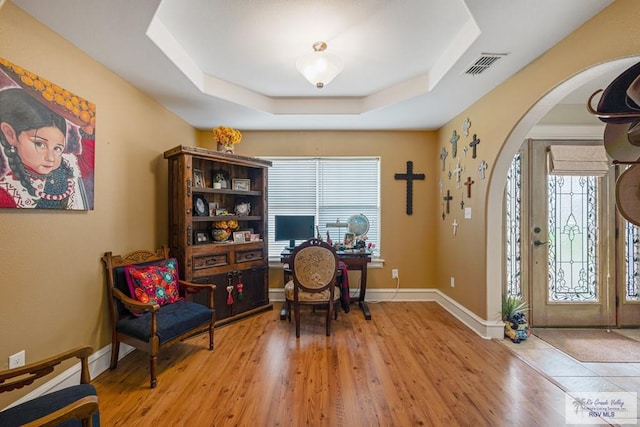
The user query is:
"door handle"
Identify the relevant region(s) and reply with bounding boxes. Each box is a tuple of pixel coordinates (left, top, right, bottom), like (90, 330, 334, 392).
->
(533, 239, 548, 246)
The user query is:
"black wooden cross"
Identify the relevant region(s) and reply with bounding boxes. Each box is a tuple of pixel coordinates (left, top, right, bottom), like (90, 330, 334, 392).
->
(395, 161, 425, 215)
(469, 134, 480, 159)
(443, 190, 453, 214)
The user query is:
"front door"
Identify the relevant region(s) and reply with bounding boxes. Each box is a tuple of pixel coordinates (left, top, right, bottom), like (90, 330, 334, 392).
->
(529, 140, 616, 327)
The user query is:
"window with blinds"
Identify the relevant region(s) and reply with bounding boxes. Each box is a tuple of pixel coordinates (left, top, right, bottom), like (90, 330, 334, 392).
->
(263, 157, 380, 259)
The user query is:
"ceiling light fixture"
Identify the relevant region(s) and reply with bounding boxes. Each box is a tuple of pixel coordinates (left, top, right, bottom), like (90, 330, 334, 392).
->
(296, 41, 343, 89)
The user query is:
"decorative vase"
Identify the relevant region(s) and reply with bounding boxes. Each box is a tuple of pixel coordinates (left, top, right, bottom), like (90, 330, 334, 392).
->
(217, 142, 234, 154)
(212, 228, 231, 242)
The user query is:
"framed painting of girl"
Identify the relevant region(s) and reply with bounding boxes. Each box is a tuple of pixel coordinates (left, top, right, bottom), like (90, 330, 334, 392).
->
(0, 58, 95, 210)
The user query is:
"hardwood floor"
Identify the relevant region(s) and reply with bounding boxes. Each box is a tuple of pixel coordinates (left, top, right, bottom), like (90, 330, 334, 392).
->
(92, 302, 571, 426)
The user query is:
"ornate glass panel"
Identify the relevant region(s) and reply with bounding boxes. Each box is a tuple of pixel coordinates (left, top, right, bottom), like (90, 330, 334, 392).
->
(547, 175, 598, 302)
(505, 153, 522, 297)
(624, 221, 640, 301)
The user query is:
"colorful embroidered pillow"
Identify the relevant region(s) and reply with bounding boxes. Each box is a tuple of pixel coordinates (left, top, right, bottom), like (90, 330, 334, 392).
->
(124, 258, 181, 308)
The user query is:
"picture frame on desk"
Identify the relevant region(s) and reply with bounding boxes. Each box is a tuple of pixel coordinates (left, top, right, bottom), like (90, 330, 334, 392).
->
(233, 231, 246, 243)
(232, 178, 250, 191)
(344, 232, 355, 248)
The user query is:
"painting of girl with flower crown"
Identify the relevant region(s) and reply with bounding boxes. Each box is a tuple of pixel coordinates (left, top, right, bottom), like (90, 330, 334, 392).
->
(0, 58, 95, 210)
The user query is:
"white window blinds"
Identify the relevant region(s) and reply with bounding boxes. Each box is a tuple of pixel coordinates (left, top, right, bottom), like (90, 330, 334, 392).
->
(264, 157, 380, 258)
(548, 145, 610, 176)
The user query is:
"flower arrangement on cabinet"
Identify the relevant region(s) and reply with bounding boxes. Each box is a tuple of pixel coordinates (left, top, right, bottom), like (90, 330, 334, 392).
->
(212, 126, 242, 153)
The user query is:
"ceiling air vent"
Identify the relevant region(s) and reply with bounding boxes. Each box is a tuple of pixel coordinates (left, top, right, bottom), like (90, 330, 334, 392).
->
(464, 53, 508, 76)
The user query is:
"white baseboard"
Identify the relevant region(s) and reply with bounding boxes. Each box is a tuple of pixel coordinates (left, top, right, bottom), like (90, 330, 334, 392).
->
(6, 290, 501, 409)
(269, 287, 504, 339)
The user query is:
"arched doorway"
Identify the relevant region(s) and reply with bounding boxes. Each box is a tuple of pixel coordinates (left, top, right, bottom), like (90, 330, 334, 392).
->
(486, 57, 640, 334)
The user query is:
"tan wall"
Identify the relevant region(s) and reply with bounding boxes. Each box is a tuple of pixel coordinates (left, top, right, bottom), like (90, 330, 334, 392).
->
(0, 3, 197, 407)
(197, 131, 438, 292)
(435, 0, 640, 319)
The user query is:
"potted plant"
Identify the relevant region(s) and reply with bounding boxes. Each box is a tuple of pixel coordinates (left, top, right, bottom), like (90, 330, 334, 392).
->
(502, 294, 531, 343)
(213, 173, 223, 189)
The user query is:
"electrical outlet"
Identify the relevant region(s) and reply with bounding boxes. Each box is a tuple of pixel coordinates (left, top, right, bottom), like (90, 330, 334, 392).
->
(450, 276, 455, 288)
(391, 269, 399, 279)
(9, 350, 25, 369)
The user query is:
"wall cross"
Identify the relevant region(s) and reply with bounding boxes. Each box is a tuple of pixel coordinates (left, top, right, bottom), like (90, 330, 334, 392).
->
(464, 176, 475, 198)
(443, 190, 453, 214)
(439, 147, 448, 171)
(478, 160, 488, 179)
(453, 160, 463, 184)
(469, 134, 480, 159)
(450, 130, 459, 158)
(394, 161, 425, 215)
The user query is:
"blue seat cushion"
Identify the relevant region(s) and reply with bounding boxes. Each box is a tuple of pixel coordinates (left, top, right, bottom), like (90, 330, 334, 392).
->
(0, 384, 99, 427)
(116, 300, 213, 345)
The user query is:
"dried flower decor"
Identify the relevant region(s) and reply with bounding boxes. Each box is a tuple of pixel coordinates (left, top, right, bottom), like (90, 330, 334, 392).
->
(212, 126, 242, 146)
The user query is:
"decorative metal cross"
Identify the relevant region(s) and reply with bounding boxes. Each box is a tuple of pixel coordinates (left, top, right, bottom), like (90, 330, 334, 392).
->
(460, 196, 465, 209)
(394, 161, 425, 215)
(450, 130, 460, 158)
(462, 117, 471, 137)
(453, 159, 463, 184)
(439, 147, 448, 171)
(464, 176, 475, 198)
(478, 160, 488, 179)
(469, 134, 480, 159)
(452, 219, 459, 235)
(443, 190, 453, 214)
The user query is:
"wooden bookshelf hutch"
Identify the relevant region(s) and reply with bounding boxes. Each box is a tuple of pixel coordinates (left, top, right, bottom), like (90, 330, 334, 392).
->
(164, 145, 272, 326)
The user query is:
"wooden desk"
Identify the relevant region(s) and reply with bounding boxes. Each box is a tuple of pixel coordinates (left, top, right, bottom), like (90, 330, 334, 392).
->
(280, 249, 373, 320)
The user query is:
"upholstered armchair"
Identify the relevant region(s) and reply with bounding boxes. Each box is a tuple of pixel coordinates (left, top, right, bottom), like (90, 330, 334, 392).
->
(284, 238, 340, 337)
(102, 246, 215, 388)
(0, 345, 99, 426)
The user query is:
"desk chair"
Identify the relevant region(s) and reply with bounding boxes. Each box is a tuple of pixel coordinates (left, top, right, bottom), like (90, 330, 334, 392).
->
(284, 238, 340, 337)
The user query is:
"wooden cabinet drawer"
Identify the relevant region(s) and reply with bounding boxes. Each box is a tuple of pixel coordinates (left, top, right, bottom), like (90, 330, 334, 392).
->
(236, 249, 263, 263)
(193, 253, 228, 270)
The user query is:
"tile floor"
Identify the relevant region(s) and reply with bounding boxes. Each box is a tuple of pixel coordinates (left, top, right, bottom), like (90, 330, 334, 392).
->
(499, 329, 640, 421)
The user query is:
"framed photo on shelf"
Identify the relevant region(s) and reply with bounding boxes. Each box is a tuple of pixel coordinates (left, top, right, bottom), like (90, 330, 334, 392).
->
(233, 231, 246, 243)
(215, 208, 228, 216)
(193, 169, 205, 188)
(208, 202, 219, 217)
(193, 195, 208, 216)
(232, 178, 250, 191)
(250, 234, 260, 242)
(195, 231, 210, 244)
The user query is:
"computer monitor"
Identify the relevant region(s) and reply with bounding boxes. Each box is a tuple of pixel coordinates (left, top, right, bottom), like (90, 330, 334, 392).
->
(274, 215, 315, 249)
